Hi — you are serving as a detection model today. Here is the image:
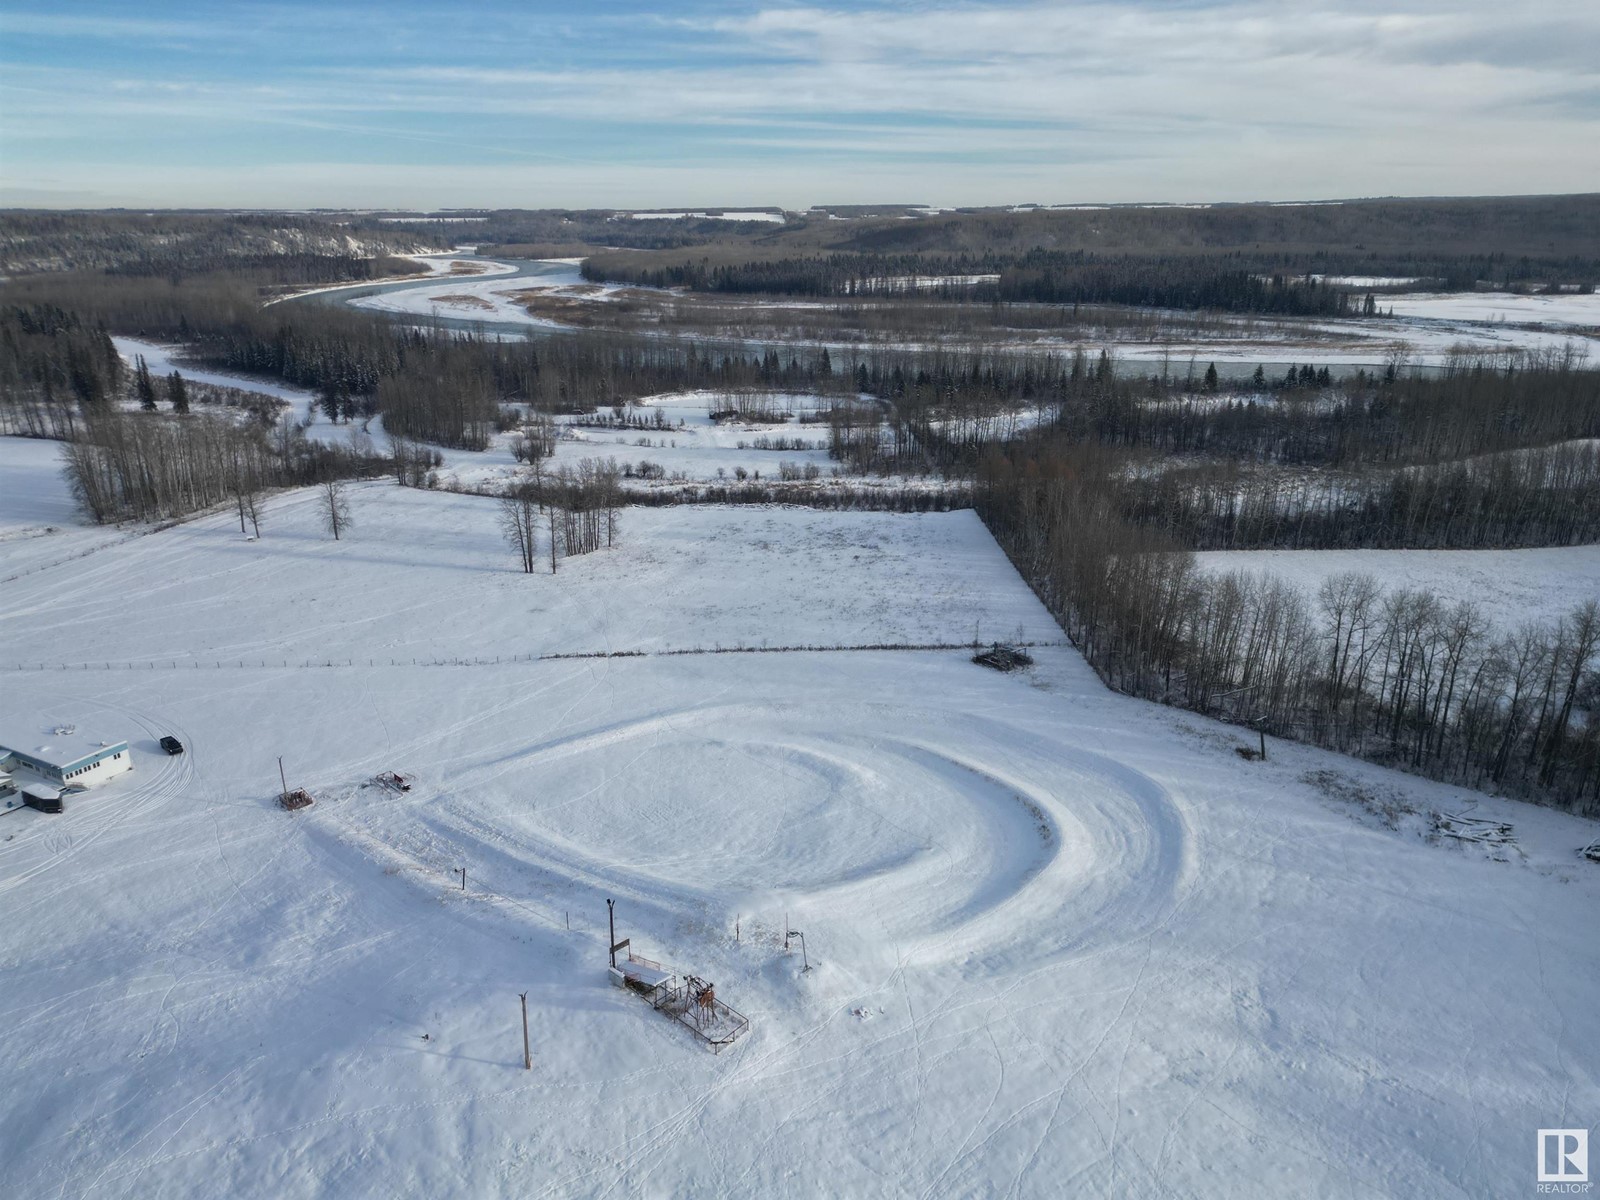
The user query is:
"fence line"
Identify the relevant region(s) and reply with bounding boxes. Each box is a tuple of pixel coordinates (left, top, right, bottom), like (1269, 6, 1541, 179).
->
(5, 639, 1067, 673)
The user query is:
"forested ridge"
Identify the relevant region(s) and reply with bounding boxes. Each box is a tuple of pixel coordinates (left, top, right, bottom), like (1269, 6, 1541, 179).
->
(581, 192, 1600, 310)
(0, 211, 434, 277)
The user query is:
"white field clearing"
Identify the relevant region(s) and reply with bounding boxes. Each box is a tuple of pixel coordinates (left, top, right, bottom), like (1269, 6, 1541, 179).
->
(0, 436, 138, 580)
(1194, 545, 1600, 631)
(1377, 290, 1600, 329)
(1, 453, 1596, 1198)
(548, 390, 842, 489)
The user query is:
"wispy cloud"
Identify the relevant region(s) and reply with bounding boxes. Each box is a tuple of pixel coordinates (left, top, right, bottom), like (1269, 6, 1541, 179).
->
(0, 10, 216, 40)
(1, 1, 1596, 207)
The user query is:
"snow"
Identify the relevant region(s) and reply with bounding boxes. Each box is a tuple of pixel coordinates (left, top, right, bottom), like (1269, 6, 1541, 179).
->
(3, 470, 1595, 1197)
(0, 436, 77, 537)
(346, 259, 625, 328)
(854, 274, 1000, 290)
(112, 337, 309, 409)
(0, 436, 134, 581)
(111, 337, 383, 449)
(261, 253, 517, 306)
(623, 210, 785, 224)
(1193, 545, 1600, 630)
(0, 487, 1055, 666)
(320, 256, 1600, 368)
(543, 391, 844, 489)
(1309, 275, 1422, 288)
(1102, 311, 1600, 367)
(0, 721, 127, 770)
(101, 339, 884, 498)
(1376, 290, 1600, 329)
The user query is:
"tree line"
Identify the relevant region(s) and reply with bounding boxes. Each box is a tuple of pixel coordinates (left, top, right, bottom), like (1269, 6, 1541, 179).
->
(583, 250, 1449, 317)
(976, 439, 1600, 813)
(62, 412, 390, 526)
(8, 258, 1599, 557)
(1120, 441, 1600, 550)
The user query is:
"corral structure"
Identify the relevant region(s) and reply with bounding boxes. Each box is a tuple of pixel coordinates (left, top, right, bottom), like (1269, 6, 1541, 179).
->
(605, 900, 750, 1052)
(0, 726, 131, 790)
(608, 953, 751, 1053)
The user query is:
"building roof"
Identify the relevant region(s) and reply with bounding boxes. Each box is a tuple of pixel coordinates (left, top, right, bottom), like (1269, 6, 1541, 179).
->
(0, 725, 129, 771)
(611, 960, 673, 989)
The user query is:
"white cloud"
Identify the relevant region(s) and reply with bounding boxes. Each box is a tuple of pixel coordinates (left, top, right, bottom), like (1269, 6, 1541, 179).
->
(1, 1, 1596, 206)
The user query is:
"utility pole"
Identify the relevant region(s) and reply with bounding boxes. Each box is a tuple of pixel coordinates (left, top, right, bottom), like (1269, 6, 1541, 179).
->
(277, 756, 288, 801)
(457, 867, 466, 891)
(519, 992, 531, 1070)
(607, 898, 617, 967)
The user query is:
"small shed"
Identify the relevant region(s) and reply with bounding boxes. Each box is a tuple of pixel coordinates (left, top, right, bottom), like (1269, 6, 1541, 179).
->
(0, 725, 132, 790)
(608, 955, 673, 1002)
(0, 770, 19, 815)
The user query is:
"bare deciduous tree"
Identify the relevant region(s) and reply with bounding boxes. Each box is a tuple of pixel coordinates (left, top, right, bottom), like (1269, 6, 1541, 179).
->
(320, 479, 352, 541)
(498, 489, 540, 574)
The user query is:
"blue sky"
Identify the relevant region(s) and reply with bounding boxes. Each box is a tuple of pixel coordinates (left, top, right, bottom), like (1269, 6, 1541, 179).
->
(2, 1, 1596, 208)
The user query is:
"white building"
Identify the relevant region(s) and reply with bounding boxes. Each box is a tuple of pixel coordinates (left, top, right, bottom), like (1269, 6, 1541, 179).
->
(0, 725, 132, 791)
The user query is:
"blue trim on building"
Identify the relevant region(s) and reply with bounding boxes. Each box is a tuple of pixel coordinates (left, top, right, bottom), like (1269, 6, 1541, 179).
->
(0, 741, 129, 782)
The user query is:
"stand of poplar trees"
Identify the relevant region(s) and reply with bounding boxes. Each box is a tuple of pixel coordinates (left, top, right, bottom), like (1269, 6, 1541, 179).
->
(61, 412, 389, 525)
(977, 442, 1600, 814)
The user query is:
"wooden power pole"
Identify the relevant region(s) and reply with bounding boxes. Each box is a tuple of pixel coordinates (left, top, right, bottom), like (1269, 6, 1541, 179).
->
(519, 992, 531, 1070)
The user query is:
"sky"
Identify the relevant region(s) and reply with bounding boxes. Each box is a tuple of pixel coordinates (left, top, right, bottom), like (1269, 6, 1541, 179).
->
(1, 0, 1597, 210)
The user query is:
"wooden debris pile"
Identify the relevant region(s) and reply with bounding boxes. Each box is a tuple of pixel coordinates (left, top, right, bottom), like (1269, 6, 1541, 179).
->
(1431, 811, 1514, 846)
(973, 643, 1034, 672)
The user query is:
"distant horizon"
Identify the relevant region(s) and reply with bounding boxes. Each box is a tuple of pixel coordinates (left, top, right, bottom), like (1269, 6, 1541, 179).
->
(3, 1, 1597, 210)
(3, 191, 1598, 216)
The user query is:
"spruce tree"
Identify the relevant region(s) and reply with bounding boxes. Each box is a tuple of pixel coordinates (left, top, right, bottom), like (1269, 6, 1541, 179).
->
(318, 381, 340, 424)
(135, 356, 157, 412)
(168, 370, 189, 414)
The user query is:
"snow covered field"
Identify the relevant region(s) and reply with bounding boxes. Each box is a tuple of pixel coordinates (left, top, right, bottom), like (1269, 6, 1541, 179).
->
(0, 483, 1053, 666)
(1194, 545, 1600, 631)
(548, 391, 843, 489)
(1378, 290, 1600, 329)
(2, 459, 1596, 1197)
(0, 435, 77, 542)
(0, 436, 135, 580)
